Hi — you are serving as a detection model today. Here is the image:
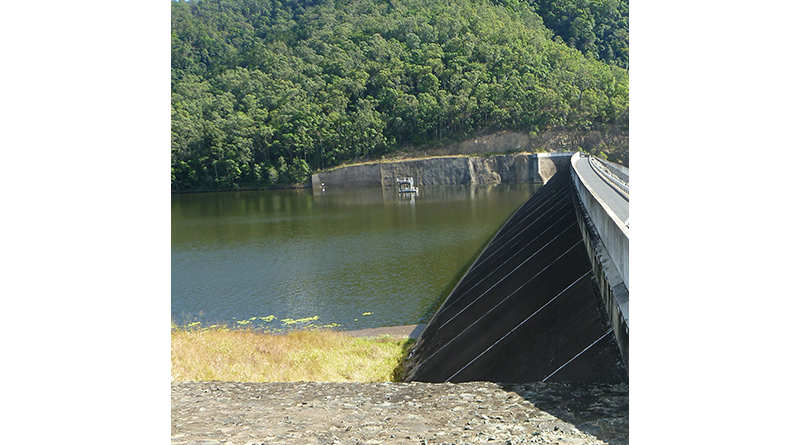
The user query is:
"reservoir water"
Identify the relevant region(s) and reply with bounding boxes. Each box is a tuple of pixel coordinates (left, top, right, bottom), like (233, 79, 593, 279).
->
(172, 183, 540, 331)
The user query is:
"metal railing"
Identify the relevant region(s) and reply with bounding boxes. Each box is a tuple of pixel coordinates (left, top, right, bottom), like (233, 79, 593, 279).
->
(588, 156, 629, 198)
(593, 157, 629, 182)
(536, 152, 575, 157)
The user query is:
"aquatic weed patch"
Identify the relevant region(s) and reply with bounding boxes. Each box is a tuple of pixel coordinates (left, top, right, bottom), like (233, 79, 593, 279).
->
(172, 314, 342, 333)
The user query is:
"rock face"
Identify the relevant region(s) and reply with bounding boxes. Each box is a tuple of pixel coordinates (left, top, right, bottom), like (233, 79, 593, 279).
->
(425, 130, 628, 159)
(312, 154, 571, 189)
(172, 381, 628, 444)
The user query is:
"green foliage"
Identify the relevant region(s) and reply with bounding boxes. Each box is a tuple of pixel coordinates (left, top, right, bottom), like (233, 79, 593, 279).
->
(526, 0, 629, 68)
(171, 0, 628, 191)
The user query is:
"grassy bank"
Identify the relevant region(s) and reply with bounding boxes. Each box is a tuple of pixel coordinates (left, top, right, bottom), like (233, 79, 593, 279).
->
(171, 327, 414, 383)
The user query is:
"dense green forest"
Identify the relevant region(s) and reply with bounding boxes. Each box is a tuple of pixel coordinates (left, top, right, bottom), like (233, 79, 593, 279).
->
(171, 0, 628, 191)
(531, 0, 628, 69)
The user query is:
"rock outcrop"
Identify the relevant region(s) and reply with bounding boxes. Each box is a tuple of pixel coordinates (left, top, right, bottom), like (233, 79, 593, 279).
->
(312, 154, 572, 189)
(172, 381, 628, 444)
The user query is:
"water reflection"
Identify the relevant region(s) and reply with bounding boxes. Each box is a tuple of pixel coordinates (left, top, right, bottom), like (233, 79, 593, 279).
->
(172, 183, 540, 331)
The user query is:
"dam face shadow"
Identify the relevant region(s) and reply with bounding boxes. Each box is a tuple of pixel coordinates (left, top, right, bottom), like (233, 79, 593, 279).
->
(406, 170, 628, 384)
(498, 382, 629, 445)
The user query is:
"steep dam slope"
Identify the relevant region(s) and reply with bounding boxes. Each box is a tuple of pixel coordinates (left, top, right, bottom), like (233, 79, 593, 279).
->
(406, 170, 627, 383)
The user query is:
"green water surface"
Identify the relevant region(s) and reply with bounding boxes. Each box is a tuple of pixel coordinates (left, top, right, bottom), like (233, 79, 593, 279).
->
(171, 183, 540, 331)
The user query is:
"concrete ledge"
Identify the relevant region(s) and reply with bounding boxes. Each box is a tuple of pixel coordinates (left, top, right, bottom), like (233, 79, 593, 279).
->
(570, 153, 629, 288)
(570, 153, 629, 372)
(571, 187, 629, 372)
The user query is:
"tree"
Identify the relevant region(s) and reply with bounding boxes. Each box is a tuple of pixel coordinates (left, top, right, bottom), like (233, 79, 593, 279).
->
(171, 0, 628, 191)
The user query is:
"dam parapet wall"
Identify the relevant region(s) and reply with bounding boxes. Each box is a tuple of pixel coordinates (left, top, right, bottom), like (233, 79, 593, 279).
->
(570, 153, 629, 371)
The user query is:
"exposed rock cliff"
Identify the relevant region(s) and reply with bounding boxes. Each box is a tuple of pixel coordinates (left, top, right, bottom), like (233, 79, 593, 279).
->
(312, 153, 571, 189)
(419, 130, 628, 166)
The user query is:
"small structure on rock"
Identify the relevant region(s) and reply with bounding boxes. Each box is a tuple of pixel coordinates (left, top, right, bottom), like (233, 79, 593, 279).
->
(397, 177, 419, 194)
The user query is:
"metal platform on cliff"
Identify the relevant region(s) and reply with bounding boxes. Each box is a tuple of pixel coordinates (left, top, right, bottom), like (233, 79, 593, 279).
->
(397, 177, 419, 194)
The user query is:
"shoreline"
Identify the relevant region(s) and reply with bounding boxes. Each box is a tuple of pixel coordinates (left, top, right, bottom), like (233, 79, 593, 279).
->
(343, 323, 426, 340)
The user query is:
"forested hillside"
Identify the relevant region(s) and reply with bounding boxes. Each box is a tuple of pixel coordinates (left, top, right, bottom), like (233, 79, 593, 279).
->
(171, 0, 628, 191)
(531, 0, 628, 69)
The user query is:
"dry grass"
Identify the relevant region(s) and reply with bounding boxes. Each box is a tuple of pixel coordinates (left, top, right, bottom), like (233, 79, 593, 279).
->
(171, 327, 414, 382)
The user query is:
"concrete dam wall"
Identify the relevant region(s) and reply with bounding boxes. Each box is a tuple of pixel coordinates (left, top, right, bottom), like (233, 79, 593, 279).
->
(571, 154, 629, 371)
(311, 153, 571, 189)
(405, 170, 627, 383)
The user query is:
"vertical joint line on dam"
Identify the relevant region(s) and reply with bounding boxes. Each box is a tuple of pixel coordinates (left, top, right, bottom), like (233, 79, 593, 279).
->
(441, 208, 574, 314)
(448, 187, 573, 296)
(542, 328, 614, 382)
(418, 239, 585, 368)
(445, 269, 593, 382)
(491, 188, 572, 245)
(499, 186, 571, 235)
(407, 162, 628, 383)
(465, 191, 572, 270)
(439, 224, 579, 328)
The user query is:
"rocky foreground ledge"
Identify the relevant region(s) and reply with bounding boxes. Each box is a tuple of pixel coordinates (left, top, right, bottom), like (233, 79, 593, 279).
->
(172, 381, 628, 444)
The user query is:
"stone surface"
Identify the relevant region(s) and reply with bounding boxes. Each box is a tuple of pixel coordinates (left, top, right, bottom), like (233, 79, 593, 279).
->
(426, 130, 628, 159)
(172, 381, 628, 444)
(311, 154, 573, 190)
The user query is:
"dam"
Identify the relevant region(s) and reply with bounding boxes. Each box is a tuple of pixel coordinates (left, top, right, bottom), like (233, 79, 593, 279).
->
(405, 168, 627, 383)
(313, 152, 630, 383)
